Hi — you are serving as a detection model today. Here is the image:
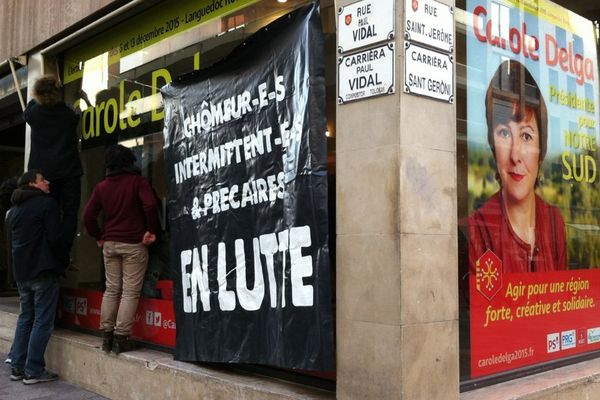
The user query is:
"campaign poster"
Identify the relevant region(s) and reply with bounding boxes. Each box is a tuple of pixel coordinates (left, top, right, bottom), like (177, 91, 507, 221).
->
(465, 0, 600, 377)
(160, 4, 334, 371)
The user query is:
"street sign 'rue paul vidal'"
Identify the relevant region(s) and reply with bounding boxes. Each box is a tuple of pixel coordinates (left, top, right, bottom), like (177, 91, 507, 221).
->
(338, 0, 395, 53)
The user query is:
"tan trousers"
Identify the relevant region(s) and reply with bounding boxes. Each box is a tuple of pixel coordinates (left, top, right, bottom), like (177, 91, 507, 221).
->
(100, 241, 148, 336)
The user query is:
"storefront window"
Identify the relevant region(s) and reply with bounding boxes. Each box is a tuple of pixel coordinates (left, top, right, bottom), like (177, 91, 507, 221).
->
(457, 0, 600, 386)
(57, 0, 336, 364)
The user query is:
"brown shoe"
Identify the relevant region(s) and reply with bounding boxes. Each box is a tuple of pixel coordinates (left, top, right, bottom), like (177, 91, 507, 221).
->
(113, 334, 136, 354)
(102, 331, 114, 353)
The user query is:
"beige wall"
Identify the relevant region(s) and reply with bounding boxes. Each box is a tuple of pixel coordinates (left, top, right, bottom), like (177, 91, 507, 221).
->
(335, 0, 458, 398)
(0, 0, 120, 61)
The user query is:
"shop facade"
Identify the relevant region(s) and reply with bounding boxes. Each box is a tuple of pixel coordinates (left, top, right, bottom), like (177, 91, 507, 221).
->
(0, 0, 599, 398)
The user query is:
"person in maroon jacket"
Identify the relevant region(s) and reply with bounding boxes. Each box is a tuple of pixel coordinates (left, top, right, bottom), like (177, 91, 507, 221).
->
(467, 60, 567, 273)
(83, 145, 158, 354)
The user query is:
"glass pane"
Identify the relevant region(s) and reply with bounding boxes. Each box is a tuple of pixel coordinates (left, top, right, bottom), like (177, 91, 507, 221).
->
(458, 0, 600, 384)
(62, 0, 313, 292)
(61, 0, 336, 304)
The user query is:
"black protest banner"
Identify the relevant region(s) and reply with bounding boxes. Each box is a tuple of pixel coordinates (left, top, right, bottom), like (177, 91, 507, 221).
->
(161, 3, 333, 370)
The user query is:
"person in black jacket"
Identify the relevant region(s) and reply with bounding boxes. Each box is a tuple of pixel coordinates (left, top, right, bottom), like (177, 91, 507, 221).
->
(1, 176, 18, 290)
(1, 176, 18, 365)
(7, 170, 66, 384)
(23, 75, 82, 257)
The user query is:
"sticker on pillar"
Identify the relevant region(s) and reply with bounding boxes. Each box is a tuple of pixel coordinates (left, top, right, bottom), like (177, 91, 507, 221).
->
(475, 249, 503, 301)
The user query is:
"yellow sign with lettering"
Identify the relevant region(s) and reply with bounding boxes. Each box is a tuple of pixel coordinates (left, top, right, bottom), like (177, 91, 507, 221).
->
(63, 0, 257, 84)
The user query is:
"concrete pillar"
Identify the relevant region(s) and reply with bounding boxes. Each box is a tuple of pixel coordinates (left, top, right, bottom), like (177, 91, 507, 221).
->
(335, 0, 458, 398)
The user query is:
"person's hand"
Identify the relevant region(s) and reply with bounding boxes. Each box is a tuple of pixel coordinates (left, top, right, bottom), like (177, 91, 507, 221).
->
(78, 89, 91, 107)
(142, 231, 156, 246)
(96, 240, 104, 248)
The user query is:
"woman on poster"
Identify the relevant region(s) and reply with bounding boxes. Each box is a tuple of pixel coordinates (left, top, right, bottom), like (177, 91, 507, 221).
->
(467, 60, 567, 273)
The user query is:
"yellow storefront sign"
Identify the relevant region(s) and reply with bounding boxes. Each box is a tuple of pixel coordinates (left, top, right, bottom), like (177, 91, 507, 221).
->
(64, 0, 257, 84)
(504, 0, 577, 32)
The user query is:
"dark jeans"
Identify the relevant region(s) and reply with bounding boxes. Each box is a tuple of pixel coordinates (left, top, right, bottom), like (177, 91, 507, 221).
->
(11, 274, 59, 376)
(48, 176, 81, 253)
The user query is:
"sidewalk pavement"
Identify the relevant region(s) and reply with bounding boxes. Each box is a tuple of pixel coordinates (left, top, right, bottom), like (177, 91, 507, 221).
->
(0, 352, 108, 400)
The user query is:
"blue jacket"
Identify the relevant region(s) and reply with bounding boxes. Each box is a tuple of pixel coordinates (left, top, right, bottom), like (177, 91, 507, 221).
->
(7, 186, 67, 282)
